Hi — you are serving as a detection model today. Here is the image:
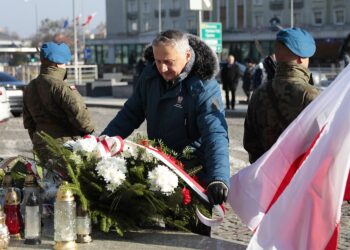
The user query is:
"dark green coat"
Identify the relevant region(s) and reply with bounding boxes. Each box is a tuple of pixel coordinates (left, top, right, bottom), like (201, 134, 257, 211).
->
(243, 62, 320, 163)
(23, 66, 94, 160)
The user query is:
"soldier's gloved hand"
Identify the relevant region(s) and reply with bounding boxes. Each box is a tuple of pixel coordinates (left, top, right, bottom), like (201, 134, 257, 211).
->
(206, 181, 228, 206)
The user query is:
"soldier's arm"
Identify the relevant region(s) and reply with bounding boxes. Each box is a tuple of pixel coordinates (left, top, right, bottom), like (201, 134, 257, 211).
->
(302, 86, 320, 108)
(52, 84, 95, 135)
(243, 97, 265, 163)
(22, 90, 36, 140)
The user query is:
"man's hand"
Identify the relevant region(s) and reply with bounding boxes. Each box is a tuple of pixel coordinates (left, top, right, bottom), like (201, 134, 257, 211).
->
(206, 181, 228, 206)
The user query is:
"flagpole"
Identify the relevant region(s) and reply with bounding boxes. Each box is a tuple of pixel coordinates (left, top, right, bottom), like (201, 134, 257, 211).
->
(290, 0, 294, 28)
(73, 0, 79, 85)
(158, 0, 161, 33)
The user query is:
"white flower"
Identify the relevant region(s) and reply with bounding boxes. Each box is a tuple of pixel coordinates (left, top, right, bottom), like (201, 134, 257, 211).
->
(63, 140, 77, 149)
(96, 157, 127, 192)
(140, 150, 154, 163)
(148, 165, 178, 195)
(72, 137, 98, 152)
(121, 144, 138, 159)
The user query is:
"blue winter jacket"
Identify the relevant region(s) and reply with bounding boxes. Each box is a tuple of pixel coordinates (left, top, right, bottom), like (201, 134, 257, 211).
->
(102, 35, 230, 186)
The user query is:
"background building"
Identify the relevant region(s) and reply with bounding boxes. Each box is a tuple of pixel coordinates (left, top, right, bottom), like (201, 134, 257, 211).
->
(86, 0, 350, 71)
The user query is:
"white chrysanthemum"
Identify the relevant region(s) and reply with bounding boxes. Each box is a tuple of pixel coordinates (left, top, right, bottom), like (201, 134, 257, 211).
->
(148, 165, 178, 195)
(96, 157, 127, 192)
(121, 144, 138, 159)
(63, 140, 77, 149)
(140, 151, 154, 163)
(73, 137, 98, 152)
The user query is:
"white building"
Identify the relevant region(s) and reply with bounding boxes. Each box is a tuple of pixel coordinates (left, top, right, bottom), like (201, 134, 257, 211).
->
(86, 0, 350, 70)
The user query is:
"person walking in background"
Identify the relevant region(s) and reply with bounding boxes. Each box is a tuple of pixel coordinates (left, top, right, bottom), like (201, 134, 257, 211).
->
(242, 58, 255, 102)
(243, 28, 320, 163)
(252, 61, 264, 91)
(23, 42, 95, 165)
(220, 54, 241, 109)
(135, 49, 148, 80)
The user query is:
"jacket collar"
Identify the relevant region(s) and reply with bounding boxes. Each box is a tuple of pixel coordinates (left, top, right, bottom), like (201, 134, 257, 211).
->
(40, 66, 66, 81)
(275, 62, 311, 81)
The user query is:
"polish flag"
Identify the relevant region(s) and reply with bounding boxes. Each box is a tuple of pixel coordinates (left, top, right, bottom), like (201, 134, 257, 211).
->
(75, 14, 82, 26)
(228, 65, 350, 249)
(82, 13, 96, 27)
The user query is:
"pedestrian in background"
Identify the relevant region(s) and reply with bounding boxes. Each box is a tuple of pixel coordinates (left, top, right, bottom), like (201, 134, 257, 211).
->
(101, 30, 230, 236)
(242, 58, 255, 102)
(243, 28, 320, 163)
(23, 42, 95, 165)
(220, 54, 241, 110)
(252, 62, 264, 91)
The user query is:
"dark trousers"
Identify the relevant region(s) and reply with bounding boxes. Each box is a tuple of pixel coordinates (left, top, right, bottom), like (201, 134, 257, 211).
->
(225, 89, 236, 109)
(243, 89, 251, 103)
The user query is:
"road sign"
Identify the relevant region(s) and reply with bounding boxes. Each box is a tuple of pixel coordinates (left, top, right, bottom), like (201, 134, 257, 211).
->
(200, 22, 222, 53)
(189, 0, 213, 11)
(84, 48, 92, 60)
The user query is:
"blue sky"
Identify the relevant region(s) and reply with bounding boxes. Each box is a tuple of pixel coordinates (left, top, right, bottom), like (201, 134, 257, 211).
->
(0, 0, 106, 38)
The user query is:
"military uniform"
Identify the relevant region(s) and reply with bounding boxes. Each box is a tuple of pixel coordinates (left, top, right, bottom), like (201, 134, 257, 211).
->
(243, 62, 320, 163)
(23, 66, 94, 162)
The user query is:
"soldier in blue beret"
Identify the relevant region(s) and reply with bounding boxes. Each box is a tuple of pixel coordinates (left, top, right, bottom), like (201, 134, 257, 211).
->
(244, 28, 320, 163)
(23, 42, 95, 166)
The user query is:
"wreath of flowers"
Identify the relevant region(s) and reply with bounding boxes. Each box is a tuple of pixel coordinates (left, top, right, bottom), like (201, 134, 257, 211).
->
(34, 132, 211, 236)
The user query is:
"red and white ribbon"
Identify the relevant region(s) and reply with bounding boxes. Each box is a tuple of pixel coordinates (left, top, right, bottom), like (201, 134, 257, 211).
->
(24, 160, 41, 180)
(83, 134, 100, 142)
(97, 135, 124, 158)
(124, 140, 225, 227)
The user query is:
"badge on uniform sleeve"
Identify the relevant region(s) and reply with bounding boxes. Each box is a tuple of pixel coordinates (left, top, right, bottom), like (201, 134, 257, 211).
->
(69, 85, 77, 91)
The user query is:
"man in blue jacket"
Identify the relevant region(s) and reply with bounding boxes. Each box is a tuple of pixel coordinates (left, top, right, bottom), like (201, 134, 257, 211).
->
(101, 30, 230, 215)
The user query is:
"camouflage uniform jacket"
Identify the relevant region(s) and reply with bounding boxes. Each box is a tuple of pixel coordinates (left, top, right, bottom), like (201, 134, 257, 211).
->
(243, 62, 320, 163)
(23, 66, 94, 155)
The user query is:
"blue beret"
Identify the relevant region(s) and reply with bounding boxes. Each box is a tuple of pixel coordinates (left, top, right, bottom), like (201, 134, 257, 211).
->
(276, 28, 316, 58)
(40, 42, 72, 64)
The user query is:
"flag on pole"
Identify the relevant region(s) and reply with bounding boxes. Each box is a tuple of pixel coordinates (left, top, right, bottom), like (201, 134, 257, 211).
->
(63, 19, 69, 29)
(75, 14, 82, 26)
(228, 65, 350, 250)
(82, 13, 96, 27)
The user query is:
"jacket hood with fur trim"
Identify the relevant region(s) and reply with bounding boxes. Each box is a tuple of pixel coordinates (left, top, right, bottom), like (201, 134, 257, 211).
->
(144, 34, 219, 81)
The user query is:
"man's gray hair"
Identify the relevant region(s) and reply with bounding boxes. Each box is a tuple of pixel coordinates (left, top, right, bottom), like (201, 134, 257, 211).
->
(152, 30, 190, 54)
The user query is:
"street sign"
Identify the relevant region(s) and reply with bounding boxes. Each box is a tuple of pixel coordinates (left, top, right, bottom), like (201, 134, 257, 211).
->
(189, 0, 213, 11)
(200, 22, 222, 53)
(84, 48, 92, 60)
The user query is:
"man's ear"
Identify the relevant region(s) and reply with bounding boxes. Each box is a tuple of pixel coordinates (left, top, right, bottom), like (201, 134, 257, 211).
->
(296, 57, 303, 64)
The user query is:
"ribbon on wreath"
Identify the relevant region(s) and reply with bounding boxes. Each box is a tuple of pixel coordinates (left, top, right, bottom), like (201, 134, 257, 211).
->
(123, 140, 226, 227)
(83, 135, 124, 158)
(82, 135, 225, 226)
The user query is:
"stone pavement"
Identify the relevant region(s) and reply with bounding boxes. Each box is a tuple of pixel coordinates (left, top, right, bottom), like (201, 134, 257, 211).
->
(9, 230, 247, 250)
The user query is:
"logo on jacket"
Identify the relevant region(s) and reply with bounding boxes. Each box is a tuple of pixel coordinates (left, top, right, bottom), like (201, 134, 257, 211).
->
(174, 96, 183, 109)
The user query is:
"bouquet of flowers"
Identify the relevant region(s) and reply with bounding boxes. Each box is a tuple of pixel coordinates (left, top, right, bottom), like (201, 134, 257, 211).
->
(37, 132, 211, 236)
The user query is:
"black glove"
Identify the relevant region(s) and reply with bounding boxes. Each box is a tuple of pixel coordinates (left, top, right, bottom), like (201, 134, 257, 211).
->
(206, 181, 228, 206)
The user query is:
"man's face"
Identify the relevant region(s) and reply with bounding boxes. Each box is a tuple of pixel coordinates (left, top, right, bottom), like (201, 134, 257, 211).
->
(227, 56, 234, 64)
(153, 43, 190, 82)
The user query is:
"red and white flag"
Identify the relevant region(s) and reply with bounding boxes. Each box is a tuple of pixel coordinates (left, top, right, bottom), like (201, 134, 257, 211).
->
(228, 65, 350, 250)
(82, 13, 96, 27)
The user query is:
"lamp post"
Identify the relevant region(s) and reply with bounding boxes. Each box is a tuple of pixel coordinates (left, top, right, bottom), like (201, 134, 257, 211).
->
(158, 0, 162, 33)
(24, 0, 38, 33)
(72, 0, 79, 85)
